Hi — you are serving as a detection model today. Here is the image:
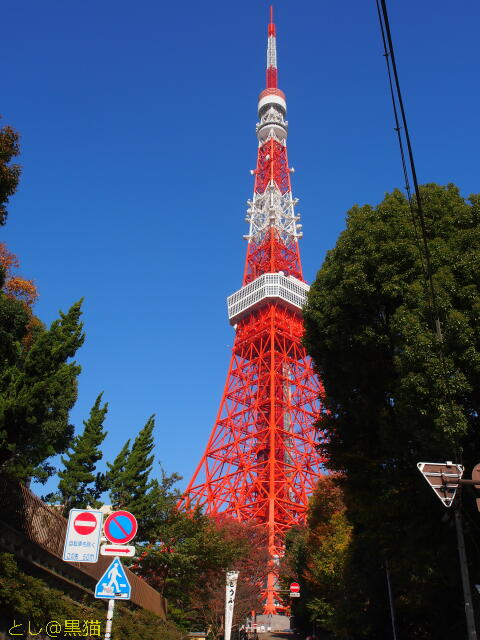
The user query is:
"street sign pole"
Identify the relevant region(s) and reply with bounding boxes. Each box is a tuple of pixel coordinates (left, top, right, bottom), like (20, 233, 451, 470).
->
(384, 558, 398, 640)
(96, 510, 138, 640)
(454, 508, 477, 640)
(104, 598, 115, 640)
(418, 462, 478, 640)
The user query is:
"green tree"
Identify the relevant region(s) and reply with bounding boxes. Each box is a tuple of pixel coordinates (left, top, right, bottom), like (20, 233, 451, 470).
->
(0, 552, 97, 623)
(107, 416, 170, 540)
(0, 295, 85, 482)
(106, 438, 131, 507)
(0, 121, 83, 482)
(51, 393, 108, 515)
(303, 183, 480, 638)
(136, 511, 266, 635)
(0, 553, 183, 640)
(282, 477, 352, 639)
(107, 433, 266, 634)
(0, 118, 21, 226)
(119, 415, 156, 518)
(0, 267, 31, 375)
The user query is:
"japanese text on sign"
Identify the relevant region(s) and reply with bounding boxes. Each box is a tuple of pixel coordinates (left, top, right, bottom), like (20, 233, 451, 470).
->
(64, 538, 97, 562)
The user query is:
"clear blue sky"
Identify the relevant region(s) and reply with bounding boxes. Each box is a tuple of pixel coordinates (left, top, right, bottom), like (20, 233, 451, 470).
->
(2, 0, 478, 496)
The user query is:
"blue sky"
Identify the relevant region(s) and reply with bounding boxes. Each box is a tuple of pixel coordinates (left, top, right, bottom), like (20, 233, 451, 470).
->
(2, 0, 479, 496)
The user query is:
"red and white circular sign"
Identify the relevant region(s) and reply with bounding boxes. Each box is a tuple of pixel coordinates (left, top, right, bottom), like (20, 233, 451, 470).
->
(73, 511, 98, 536)
(103, 510, 138, 544)
(290, 582, 300, 593)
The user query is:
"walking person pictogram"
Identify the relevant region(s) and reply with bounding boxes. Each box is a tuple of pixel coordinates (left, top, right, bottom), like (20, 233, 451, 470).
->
(105, 562, 120, 594)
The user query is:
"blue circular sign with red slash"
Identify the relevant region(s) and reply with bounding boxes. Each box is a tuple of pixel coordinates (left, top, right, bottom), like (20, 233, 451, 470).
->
(103, 510, 138, 544)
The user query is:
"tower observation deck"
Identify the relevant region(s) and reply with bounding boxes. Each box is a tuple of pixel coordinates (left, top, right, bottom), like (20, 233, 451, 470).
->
(180, 8, 325, 614)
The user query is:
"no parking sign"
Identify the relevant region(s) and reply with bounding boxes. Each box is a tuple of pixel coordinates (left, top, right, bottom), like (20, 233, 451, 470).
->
(103, 510, 138, 544)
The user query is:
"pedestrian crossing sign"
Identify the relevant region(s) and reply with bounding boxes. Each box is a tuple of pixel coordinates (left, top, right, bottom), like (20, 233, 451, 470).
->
(95, 557, 131, 600)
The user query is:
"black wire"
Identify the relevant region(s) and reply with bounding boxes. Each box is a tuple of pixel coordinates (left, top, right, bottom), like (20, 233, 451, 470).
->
(375, 0, 426, 278)
(375, 0, 411, 203)
(378, 0, 442, 341)
(376, 0, 460, 460)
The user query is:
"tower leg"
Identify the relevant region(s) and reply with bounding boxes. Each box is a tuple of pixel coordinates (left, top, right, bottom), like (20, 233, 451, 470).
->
(264, 571, 277, 614)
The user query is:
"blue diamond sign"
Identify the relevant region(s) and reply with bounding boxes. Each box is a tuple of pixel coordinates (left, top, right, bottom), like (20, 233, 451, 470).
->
(95, 557, 131, 600)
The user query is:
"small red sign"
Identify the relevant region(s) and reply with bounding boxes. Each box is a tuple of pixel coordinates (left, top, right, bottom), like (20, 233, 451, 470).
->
(73, 511, 98, 535)
(290, 582, 300, 593)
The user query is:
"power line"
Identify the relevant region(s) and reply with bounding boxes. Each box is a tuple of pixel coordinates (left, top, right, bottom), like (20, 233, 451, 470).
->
(375, 0, 461, 459)
(376, 0, 442, 342)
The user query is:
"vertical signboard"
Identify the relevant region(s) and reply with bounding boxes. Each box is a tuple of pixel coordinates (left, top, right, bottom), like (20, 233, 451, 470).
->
(63, 509, 103, 562)
(225, 571, 239, 640)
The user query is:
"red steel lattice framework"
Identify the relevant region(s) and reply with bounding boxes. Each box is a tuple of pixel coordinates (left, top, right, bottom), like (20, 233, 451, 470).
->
(180, 8, 325, 614)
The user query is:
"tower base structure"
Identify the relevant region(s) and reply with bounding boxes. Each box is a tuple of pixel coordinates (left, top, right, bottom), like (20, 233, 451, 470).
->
(182, 302, 325, 613)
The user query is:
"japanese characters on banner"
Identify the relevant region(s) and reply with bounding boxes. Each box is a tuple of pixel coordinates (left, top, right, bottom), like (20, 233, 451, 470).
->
(225, 570, 239, 640)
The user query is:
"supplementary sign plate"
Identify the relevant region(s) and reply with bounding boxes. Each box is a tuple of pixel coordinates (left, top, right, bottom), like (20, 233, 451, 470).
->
(100, 544, 135, 557)
(63, 509, 103, 563)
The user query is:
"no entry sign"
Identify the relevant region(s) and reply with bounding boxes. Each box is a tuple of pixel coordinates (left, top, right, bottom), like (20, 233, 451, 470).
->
(290, 582, 300, 593)
(103, 510, 138, 544)
(63, 509, 103, 563)
(74, 511, 98, 535)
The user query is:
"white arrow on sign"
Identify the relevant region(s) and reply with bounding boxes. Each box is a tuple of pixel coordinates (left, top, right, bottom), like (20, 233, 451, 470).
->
(101, 544, 135, 557)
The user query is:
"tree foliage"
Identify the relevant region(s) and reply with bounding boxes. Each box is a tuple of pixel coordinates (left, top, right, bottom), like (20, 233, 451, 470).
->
(135, 510, 267, 636)
(303, 183, 480, 637)
(106, 416, 180, 542)
(106, 438, 131, 505)
(0, 128, 83, 482)
(0, 119, 21, 226)
(49, 393, 108, 515)
(0, 243, 41, 354)
(183, 516, 267, 637)
(0, 290, 85, 481)
(282, 477, 352, 638)
(0, 553, 182, 640)
(0, 243, 38, 307)
(0, 552, 99, 624)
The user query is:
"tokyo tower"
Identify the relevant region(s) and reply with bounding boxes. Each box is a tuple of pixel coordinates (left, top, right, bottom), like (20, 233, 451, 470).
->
(180, 8, 325, 614)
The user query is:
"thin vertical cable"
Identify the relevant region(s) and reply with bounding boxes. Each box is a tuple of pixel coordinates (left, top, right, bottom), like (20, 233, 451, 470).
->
(375, 0, 426, 278)
(378, 0, 442, 341)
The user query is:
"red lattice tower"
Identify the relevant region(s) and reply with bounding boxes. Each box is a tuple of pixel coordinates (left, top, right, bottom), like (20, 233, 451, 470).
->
(180, 8, 325, 614)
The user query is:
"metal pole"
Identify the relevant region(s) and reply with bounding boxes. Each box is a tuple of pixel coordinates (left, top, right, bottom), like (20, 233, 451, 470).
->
(384, 558, 398, 640)
(104, 599, 115, 640)
(455, 508, 477, 639)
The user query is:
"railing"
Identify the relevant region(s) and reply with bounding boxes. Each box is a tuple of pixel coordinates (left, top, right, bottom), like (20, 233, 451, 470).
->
(227, 272, 309, 325)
